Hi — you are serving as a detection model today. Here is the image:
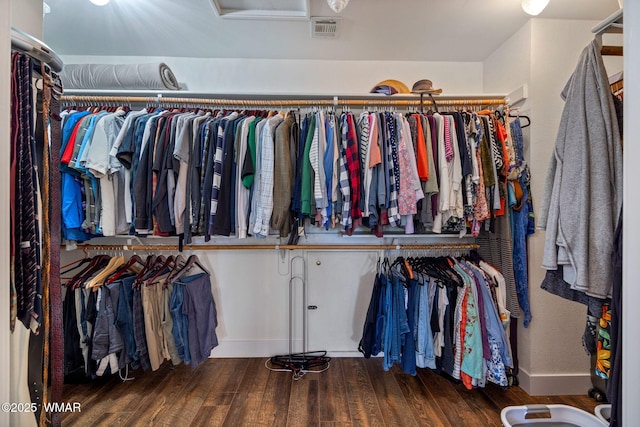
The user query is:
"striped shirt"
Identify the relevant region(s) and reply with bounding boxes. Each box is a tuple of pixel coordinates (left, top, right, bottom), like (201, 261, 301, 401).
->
(385, 113, 399, 225)
(209, 112, 238, 229)
(252, 114, 284, 237)
(339, 114, 351, 228)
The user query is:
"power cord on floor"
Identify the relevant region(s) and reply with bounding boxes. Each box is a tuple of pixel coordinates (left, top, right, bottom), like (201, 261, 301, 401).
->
(118, 364, 135, 382)
(265, 351, 331, 380)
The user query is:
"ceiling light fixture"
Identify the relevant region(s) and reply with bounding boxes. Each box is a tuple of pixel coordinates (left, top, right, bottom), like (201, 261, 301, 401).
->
(90, 0, 111, 6)
(327, 0, 350, 13)
(521, 0, 549, 16)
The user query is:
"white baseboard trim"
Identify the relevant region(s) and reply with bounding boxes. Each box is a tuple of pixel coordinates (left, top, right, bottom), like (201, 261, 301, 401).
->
(209, 339, 302, 358)
(518, 368, 593, 396)
(208, 340, 366, 358)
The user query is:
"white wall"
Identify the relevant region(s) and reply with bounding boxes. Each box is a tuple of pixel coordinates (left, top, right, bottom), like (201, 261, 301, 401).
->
(10, 0, 43, 38)
(483, 21, 532, 109)
(623, 1, 639, 424)
(1, 1, 12, 425)
(527, 19, 597, 395)
(484, 18, 623, 395)
(60, 55, 485, 95)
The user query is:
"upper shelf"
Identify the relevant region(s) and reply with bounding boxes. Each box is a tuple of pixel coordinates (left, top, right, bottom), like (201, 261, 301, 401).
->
(592, 8, 623, 35)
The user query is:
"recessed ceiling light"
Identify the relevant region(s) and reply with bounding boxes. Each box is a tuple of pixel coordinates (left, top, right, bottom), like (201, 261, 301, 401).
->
(90, 0, 111, 6)
(521, 0, 550, 16)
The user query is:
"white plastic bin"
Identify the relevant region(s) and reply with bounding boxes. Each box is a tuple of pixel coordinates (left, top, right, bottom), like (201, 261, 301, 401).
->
(501, 404, 607, 427)
(595, 404, 611, 423)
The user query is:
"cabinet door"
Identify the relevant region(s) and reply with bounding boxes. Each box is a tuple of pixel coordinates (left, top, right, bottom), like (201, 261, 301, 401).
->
(306, 251, 378, 356)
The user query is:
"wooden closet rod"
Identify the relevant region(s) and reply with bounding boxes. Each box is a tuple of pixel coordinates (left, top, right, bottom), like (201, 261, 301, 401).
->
(601, 45, 623, 56)
(73, 243, 479, 252)
(59, 95, 506, 108)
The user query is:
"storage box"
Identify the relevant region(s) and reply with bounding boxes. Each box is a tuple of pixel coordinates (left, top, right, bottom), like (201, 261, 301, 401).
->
(501, 404, 607, 427)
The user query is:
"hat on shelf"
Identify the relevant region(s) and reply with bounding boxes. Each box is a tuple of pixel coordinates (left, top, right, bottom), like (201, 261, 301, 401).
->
(411, 79, 443, 95)
(370, 79, 410, 96)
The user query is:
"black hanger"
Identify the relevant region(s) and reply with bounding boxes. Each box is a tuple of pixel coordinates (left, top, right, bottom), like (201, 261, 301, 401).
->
(509, 112, 530, 128)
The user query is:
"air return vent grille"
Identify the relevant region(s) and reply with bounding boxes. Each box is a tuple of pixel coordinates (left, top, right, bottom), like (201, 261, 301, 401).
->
(311, 17, 340, 38)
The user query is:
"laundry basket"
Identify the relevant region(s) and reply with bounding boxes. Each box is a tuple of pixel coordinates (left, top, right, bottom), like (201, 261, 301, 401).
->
(501, 404, 607, 427)
(594, 404, 611, 423)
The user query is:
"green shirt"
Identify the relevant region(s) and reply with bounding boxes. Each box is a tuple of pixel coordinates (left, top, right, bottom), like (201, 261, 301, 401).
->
(241, 116, 263, 188)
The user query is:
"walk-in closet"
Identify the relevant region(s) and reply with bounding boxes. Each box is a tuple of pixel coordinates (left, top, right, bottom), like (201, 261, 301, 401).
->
(2, 1, 637, 426)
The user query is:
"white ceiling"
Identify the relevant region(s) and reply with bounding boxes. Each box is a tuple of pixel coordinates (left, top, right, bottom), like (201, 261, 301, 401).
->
(42, 0, 620, 62)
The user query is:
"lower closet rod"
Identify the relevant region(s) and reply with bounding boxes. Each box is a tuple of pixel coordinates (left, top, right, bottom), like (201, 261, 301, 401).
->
(71, 243, 479, 252)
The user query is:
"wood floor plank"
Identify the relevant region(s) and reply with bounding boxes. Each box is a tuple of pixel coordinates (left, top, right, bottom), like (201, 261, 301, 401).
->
(190, 395, 236, 427)
(221, 358, 271, 427)
(125, 363, 204, 427)
(317, 358, 351, 423)
(364, 359, 419, 427)
(254, 370, 293, 426)
(319, 422, 354, 427)
(60, 377, 122, 425)
(453, 383, 502, 427)
(200, 359, 249, 404)
(342, 358, 385, 427)
(286, 378, 319, 427)
(415, 368, 478, 426)
(394, 372, 451, 427)
(61, 363, 173, 426)
(60, 358, 602, 426)
(481, 382, 529, 410)
(153, 361, 222, 427)
(91, 412, 136, 427)
(556, 394, 599, 414)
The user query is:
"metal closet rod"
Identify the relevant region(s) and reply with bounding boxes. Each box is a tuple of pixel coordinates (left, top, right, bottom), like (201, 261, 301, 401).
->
(59, 95, 506, 108)
(72, 243, 479, 252)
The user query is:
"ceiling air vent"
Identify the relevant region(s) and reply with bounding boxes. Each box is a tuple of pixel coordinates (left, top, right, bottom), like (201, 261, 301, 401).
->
(311, 17, 340, 38)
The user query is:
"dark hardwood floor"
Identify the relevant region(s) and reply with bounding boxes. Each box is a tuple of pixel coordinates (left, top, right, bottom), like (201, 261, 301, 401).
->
(60, 358, 600, 426)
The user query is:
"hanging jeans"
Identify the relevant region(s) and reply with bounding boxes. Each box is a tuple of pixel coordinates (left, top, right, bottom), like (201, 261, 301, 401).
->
(115, 275, 138, 368)
(400, 279, 417, 375)
(383, 274, 410, 371)
(170, 281, 191, 365)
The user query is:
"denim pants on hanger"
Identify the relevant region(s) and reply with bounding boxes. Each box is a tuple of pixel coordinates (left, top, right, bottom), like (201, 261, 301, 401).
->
(170, 281, 191, 365)
(115, 275, 139, 369)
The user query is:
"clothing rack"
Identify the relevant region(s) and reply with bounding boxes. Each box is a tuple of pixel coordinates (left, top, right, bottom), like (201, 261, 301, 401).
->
(73, 243, 479, 252)
(59, 94, 507, 110)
